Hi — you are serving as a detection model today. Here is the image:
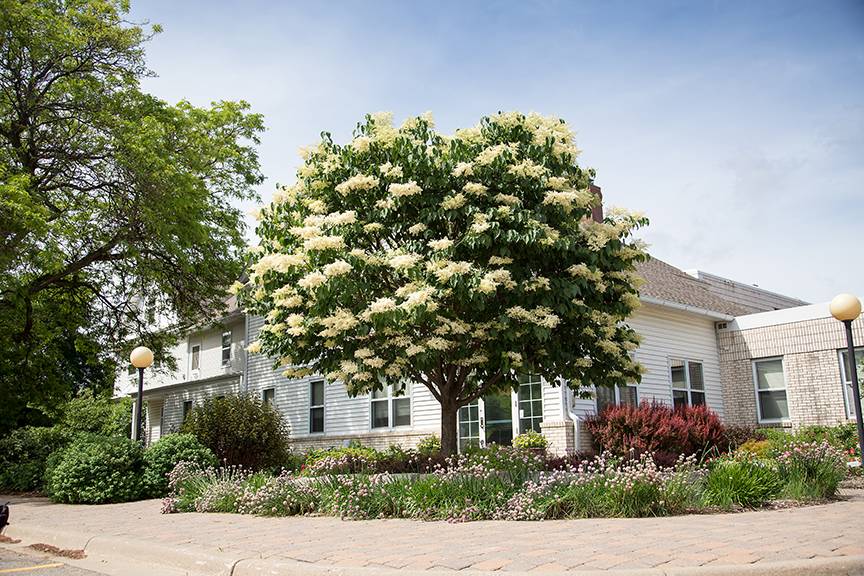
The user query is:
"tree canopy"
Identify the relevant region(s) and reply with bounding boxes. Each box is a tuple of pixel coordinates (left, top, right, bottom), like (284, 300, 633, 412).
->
(0, 0, 264, 433)
(242, 111, 647, 454)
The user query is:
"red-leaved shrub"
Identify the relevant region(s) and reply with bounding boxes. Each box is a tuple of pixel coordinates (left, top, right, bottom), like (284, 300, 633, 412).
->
(584, 402, 728, 462)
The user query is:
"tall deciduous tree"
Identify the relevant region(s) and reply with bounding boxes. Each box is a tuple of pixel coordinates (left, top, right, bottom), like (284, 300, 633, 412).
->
(0, 0, 264, 433)
(242, 111, 647, 455)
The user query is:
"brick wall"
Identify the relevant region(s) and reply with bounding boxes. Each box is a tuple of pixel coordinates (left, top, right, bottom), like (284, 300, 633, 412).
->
(718, 315, 863, 428)
(289, 430, 435, 453)
(540, 420, 575, 455)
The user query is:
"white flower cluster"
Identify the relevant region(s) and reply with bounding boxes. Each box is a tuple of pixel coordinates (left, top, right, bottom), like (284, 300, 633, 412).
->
(241, 110, 646, 393)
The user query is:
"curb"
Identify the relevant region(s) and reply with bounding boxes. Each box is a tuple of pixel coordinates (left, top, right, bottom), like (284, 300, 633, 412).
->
(3, 523, 864, 576)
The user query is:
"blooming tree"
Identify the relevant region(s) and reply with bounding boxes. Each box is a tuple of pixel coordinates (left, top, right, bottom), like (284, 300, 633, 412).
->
(240, 111, 648, 455)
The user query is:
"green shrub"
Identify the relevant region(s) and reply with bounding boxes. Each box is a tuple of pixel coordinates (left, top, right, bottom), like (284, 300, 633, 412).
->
(0, 426, 70, 492)
(512, 430, 548, 451)
(416, 435, 441, 455)
(303, 445, 381, 475)
(45, 435, 146, 504)
(737, 439, 772, 458)
(776, 441, 847, 500)
(180, 394, 289, 470)
(702, 455, 781, 508)
(143, 433, 217, 497)
(57, 390, 132, 438)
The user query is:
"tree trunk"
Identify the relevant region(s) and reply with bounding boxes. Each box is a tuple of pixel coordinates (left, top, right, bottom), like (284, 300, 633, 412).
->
(440, 400, 459, 457)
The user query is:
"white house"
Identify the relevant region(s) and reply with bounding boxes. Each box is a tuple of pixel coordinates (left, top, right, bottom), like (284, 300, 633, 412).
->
(123, 258, 808, 453)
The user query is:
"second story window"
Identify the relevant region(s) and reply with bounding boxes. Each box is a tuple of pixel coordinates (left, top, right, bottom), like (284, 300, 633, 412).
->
(670, 359, 705, 408)
(221, 331, 232, 366)
(190, 344, 201, 374)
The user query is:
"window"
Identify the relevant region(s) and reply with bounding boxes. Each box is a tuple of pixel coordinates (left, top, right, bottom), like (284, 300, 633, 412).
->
(370, 380, 411, 429)
(753, 358, 789, 423)
(309, 380, 324, 433)
(670, 359, 705, 408)
(221, 331, 232, 366)
(182, 400, 193, 421)
(262, 388, 275, 406)
(190, 344, 200, 373)
(595, 384, 638, 414)
(127, 365, 137, 386)
(839, 348, 863, 419)
(517, 374, 543, 433)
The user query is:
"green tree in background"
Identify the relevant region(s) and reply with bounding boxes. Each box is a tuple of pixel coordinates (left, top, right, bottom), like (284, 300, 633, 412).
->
(0, 0, 264, 433)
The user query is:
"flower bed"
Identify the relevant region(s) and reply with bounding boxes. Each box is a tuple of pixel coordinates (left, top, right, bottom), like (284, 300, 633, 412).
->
(162, 439, 849, 522)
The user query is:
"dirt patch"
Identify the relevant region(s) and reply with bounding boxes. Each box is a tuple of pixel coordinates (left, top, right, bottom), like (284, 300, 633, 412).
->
(27, 543, 86, 559)
(0, 534, 21, 544)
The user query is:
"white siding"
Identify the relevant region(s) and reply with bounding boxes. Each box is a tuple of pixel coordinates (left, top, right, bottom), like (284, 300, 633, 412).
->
(115, 316, 245, 397)
(245, 314, 439, 441)
(151, 376, 241, 437)
(569, 302, 724, 419)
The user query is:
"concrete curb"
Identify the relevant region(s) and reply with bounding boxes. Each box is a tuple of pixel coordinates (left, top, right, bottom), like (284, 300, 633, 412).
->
(230, 556, 864, 576)
(3, 523, 864, 576)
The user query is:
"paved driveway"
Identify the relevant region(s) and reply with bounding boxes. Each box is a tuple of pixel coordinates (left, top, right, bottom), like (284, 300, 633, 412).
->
(1, 491, 863, 574)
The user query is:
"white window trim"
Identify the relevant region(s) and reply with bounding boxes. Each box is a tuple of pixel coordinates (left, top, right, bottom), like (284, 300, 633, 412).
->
(262, 387, 275, 405)
(594, 383, 639, 413)
(516, 375, 544, 435)
(221, 330, 232, 367)
(838, 347, 863, 420)
(189, 342, 201, 378)
(669, 358, 705, 407)
(752, 356, 789, 424)
(309, 380, 325, 434)
(369, 382, 412, 430)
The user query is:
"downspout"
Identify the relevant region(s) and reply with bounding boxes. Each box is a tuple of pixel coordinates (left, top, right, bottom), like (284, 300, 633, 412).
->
(243, 312, 249, 393)
(559, 381, 581, 454)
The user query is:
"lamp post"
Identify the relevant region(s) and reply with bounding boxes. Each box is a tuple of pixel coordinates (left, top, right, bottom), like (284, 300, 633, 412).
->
(830, 293, 864, 467)
(130, 346, 154, 444)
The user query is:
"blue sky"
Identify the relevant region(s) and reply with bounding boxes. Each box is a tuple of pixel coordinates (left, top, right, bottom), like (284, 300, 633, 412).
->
(130, 0, 863, 303)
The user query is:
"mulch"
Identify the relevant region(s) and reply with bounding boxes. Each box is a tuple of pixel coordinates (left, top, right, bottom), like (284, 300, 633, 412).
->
(27, 543, 86, 560)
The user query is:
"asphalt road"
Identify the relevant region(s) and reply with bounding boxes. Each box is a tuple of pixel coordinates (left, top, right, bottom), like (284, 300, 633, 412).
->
(0, 548, 106, 575)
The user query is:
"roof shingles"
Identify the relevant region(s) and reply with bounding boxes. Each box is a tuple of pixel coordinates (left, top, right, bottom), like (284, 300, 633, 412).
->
(635, 258, 757, 317)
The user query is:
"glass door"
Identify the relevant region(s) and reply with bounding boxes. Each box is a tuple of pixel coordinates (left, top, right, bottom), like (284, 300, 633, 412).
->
(483, 392, 514, 446)
(456, 375, 546, 452)
(458, 393, 516, 450)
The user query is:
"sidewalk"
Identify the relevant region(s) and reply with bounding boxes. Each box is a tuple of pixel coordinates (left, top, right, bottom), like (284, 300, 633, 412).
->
(2, 491, 864, 576)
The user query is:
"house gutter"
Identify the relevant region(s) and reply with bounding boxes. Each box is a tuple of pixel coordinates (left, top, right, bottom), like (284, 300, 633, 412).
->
(639, 296, 735, 321)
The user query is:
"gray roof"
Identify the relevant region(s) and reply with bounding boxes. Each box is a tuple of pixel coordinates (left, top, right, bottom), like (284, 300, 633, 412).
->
(635, 258, 756, 317)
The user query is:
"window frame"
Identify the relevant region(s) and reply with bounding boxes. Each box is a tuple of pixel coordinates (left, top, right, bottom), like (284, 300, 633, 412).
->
(669, 358, 706, 409)
(221, 331, 232, 366)
(752, 356, 789, 424)
(517, 374, 544, 434)
(838, 347, 864, 420)
(595, 383, 639, 414)
(262, 387, 275, 406)
(369, 380, 412, 430)
(189, 343, 201, 375)
(182, 400, 193, 422)
(309, 380, 325, 434)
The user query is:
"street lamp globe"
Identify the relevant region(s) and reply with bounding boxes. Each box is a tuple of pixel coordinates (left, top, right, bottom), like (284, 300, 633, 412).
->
(130, 346, 154, 369)
(830, 293, 862, 322)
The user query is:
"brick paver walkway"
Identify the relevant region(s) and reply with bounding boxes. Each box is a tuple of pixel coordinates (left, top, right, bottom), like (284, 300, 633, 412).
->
(2, 491, 864, 574)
